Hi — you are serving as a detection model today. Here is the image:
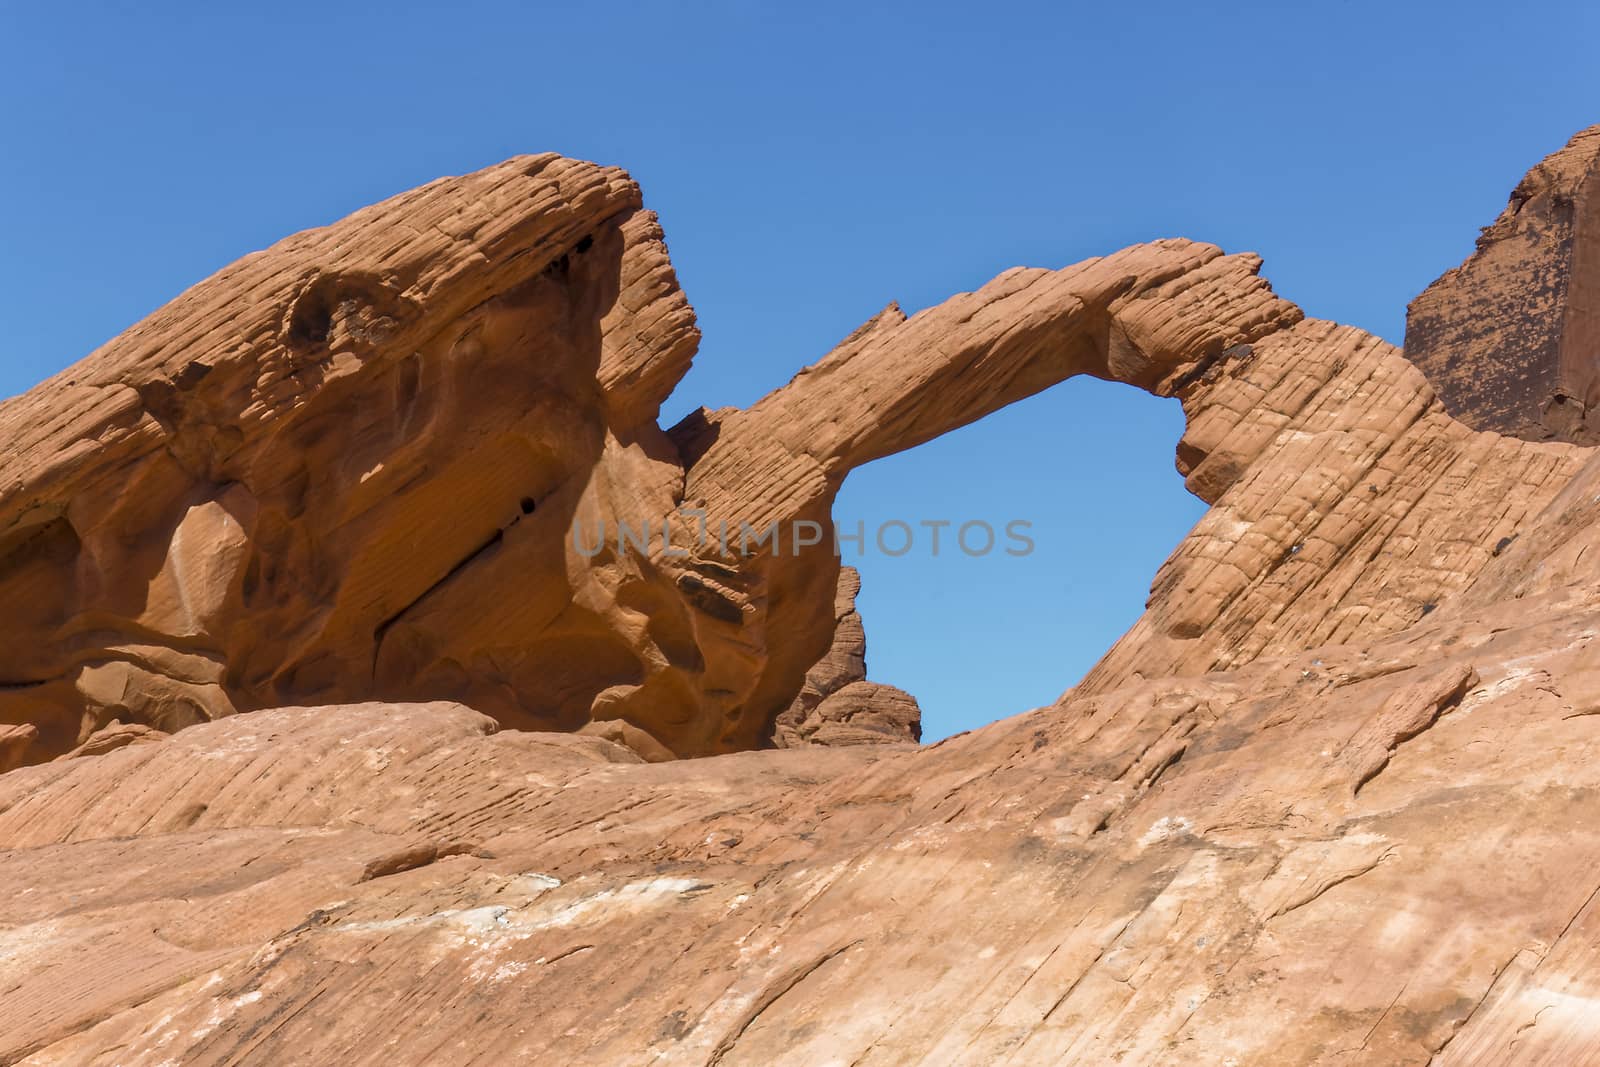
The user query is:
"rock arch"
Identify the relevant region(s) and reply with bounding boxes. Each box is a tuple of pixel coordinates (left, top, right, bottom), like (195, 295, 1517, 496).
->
(0, 154, 1589, 764)
(667, 240, 1587, 749)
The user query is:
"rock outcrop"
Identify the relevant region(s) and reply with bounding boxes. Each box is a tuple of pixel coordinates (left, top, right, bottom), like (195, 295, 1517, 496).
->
(0, 156, 699, 758)
(0, 159, 1284, 762)
(4, 127, 1600, 1065)
(773, 567, 921, 747)
(4, 585, 1600, 1064)
(5, 172, 1582, 764)
(1406, 125, 1600, 442)
(0, 723, 36, 774)
(0, 158, 1300, 762)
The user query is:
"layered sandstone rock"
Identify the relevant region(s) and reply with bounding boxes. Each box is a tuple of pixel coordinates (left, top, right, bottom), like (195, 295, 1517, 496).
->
(0, 166, 1315, 763)
(1083, 317, 1588, 690)
(0, 723, 36, 773)
(4, 584, 1600, 1064)
(774, 567, 921, 747)
(1406, 125, 1600, 441)
(0, 156, 678, 757)
(3, 128, 1600, 1064)
(8, 145, 1585, 766)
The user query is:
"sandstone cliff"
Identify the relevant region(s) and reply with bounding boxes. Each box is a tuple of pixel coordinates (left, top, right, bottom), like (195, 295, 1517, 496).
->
(2, 129, 1599, 1064)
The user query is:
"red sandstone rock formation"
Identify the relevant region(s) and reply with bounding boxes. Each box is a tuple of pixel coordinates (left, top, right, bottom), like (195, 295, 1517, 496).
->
(0, 723, 36, 774)
(10, 185, 1558, 764)
(0, 156, 1325, 763)
(3, 593, 1598, 1064)
(1406, 125, 1600, 442)
(3, 128, 1600, 1064)
(774, 567, 921, 747)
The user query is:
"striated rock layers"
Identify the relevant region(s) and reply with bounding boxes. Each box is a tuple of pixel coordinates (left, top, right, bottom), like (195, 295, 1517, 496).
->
(1406, 125, 1600, 442)
(773, 567, 921, 747)
(3, 128, 1600, 1063)
(2, 139, 1589, 767)
(7, 595, 1600, 1064)
(0, 160, 720, 762)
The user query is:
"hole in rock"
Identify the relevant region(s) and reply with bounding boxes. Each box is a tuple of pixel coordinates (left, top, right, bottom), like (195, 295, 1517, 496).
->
(831, 378, 1206, 742)
(287, 284, 335, 348)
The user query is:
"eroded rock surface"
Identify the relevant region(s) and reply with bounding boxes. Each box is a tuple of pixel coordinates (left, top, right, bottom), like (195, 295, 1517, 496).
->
(2, 128, 1600, 1065)
(774, 567, 921, 747)
(4, 585, 1600, 1064)
(1406, 125, 1600, 441)
(0, 156, 706, 758)
(5, 146, 1588, 764)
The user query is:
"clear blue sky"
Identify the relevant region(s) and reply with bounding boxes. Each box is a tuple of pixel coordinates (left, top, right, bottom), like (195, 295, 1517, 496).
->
(4, 2, 1596, 741)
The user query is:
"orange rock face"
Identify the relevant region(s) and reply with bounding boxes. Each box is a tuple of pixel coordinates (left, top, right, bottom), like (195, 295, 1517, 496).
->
(774, 567, 921, 747)
(0, 154, 1335, 763)
(0, 156, 683, 758)
(3, 129, 1600, 1064)
(4, 598, 1600, 1065)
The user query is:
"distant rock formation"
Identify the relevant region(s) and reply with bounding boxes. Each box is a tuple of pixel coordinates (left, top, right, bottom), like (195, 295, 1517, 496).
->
(1406, 125, 1600, 441)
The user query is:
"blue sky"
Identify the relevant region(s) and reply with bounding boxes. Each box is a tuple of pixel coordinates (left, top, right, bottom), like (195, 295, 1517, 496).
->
(4, 2, 1597, 740)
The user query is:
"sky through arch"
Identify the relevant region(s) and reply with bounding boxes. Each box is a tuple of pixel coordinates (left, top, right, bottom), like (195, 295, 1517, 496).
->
(832, 378, 1206, 741)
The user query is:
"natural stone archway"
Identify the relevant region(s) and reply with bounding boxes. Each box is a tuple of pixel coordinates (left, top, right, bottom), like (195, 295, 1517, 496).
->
(0, 149, 1592, 765)
(666, 240, 1588, 742)
(14, 127, 1600, 1067)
